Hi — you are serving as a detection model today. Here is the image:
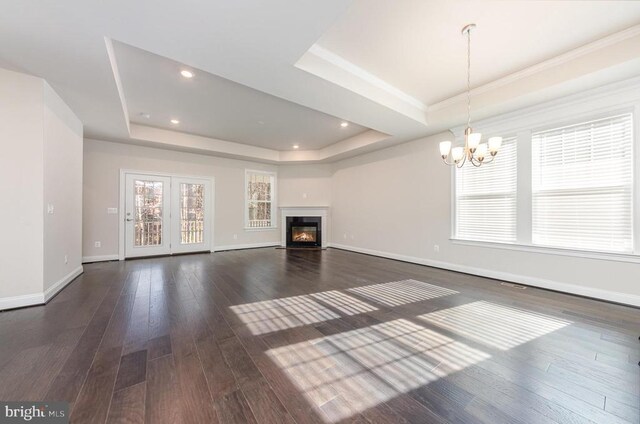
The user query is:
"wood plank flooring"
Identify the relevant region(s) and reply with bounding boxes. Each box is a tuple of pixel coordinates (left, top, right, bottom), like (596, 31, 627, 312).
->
(0, 248, 638, 424)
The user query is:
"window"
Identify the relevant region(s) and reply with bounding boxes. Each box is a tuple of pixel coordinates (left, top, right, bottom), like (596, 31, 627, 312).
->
(455, 137, 517, 243)
(245, 170, 276, 229)
(532, 114, 633, 253)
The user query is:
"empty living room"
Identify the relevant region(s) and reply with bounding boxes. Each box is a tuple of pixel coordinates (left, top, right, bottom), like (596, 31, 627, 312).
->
(1, 1, 639, 423)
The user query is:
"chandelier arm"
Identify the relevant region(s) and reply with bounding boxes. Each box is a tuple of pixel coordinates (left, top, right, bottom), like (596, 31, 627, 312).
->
(456, 154, 467, 168)
(441, 157, 456, 166)
(469, 156, 483, 167)
(482, 155, 496, 165)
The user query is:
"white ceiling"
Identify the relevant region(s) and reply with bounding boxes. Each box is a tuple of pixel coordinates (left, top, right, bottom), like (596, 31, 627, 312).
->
(114, 41, 368, 151)
(0, 1, 639, 163)
(316, 0, 640, 106)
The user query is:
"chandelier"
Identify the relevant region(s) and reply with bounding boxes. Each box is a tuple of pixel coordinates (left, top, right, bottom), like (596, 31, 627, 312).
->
(440, 24, 502, 167)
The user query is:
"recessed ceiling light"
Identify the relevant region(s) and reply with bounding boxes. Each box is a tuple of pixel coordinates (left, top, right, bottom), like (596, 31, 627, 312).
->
(340, 122, 349, 128)
(170, 119, 180, 124)
(180, 70, 194, 79)
(292, 145, 299, 149)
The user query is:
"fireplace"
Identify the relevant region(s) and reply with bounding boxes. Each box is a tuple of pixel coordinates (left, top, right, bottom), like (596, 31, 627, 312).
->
(286, 216, 322, 247)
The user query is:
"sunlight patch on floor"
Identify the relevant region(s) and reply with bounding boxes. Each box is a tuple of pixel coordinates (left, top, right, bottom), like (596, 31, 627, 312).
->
(310, 291, 378, 315)
(230, 291, 377, 335)
(347, 279, 458, 307)
(418, 301, 572, 350)
(266, 318, 490, 422)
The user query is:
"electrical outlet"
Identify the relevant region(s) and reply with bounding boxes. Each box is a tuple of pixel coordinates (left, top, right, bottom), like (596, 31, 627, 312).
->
(302, 193, 308, 199)
(350, 234, 355, 240)
(107, 207, 118, 214)
(95, 241, 101, 248)
(64, 255, 68, 264)
(343, 233, 347, 240)
(233, 234, 238, 240)
(433, 244, 440, 253)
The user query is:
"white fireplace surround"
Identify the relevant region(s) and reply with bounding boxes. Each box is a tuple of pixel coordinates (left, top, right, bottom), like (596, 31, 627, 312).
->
(280, 206, 330, 248)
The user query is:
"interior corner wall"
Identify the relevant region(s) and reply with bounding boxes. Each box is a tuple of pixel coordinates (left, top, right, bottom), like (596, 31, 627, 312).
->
(330, 132, 640, 306)
(82, 139, 281, 259)
(0, 68, 45, 303)
(43, 82, 83, 295)
(278, 164, 333, 207)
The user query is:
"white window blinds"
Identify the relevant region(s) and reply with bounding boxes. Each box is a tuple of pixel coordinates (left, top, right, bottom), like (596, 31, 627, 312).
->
(455, 137, 517, 243)
(532, 113, 633, 253)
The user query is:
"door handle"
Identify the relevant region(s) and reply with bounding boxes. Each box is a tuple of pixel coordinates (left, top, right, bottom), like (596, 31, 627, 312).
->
(126, 218, 133, 222)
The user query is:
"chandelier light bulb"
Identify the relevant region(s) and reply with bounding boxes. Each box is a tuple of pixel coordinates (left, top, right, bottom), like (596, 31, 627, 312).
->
(452, 147, 465, 162)
(439, 141, 452, 157)
(488, 136, 502, 153)
(476, 143, 488, 161)
(467, 132, 482, 151)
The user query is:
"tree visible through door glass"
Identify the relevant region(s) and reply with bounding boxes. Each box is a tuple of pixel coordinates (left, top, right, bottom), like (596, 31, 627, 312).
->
(180, 183, 205, 244)
(134, 180, 164, 246)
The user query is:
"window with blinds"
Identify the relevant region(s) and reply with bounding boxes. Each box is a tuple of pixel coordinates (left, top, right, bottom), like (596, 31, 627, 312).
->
(245, 170, 276, 228)
(455, 137, 517, 243)
(531, 113, 633, 253)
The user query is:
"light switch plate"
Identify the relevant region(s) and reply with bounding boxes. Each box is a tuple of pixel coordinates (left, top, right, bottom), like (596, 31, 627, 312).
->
(47, 204, 54, 214)
(107, 208, 118, 214)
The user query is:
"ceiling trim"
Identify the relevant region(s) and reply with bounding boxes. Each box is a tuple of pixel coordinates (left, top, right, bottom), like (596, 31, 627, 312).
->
(296, 44, 428, 125)
(128, 124, 390, 164)
(104, 37, 131, 135)
(429, 24, 640, 113)
(450, 75, 640, 138)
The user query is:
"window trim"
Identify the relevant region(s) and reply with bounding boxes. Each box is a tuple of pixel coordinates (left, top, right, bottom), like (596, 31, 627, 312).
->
(450, 77, 640, 258)
(449, 238, 640, 264)
(244, 169, 277, 230)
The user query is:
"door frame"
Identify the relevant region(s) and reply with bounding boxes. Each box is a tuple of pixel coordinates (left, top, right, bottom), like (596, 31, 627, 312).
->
(118, 169, 215, 260)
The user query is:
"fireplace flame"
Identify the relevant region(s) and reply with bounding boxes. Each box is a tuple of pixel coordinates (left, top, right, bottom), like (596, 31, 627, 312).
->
(293, 232, 315, 242)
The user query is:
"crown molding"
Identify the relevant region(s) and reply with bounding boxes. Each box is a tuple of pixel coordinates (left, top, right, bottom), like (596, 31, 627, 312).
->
(104, 37, 131, 136)
(430, 24, 640, 113)
(450, 75, 640, 138)
(296, 44, 427, 125)
(306, 44, 426, 111)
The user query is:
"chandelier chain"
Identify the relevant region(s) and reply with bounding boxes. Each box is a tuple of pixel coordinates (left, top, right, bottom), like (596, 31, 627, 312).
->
(466, 26, 471, 129)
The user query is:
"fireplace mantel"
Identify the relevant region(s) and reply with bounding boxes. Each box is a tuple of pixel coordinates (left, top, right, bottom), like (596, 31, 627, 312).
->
(279, 206, 329, 248)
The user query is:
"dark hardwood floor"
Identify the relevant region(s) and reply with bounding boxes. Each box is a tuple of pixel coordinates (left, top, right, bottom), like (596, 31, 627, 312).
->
(0, 248, 638, 424)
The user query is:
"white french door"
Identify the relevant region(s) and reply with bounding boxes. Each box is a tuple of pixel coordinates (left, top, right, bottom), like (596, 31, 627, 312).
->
(124, 173, 212, 258)
(170, 177, 212, 254)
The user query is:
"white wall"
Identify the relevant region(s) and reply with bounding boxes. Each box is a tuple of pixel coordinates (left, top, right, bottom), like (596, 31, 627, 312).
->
(330, 133, 640, 305)
(83, 139, 281, 259)
(0, 69, 45, 302)
(0, 68, 83, 309)
(43, 83, 83, 293)
(278, 164, 332, 207)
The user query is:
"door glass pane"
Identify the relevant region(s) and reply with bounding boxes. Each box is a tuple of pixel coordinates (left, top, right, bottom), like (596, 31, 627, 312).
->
(134, 180, 164, 246)
(180, 183, 205, 244)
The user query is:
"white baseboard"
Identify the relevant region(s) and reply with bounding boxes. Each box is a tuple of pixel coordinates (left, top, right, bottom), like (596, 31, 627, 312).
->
(82, 255, 119, 263)
(44, 265, 84, 303)
(213, 242, 280, 252)
(0, 266, 83, 310)
(329, 243, 640, 308)
(0, 292, 45, 311)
